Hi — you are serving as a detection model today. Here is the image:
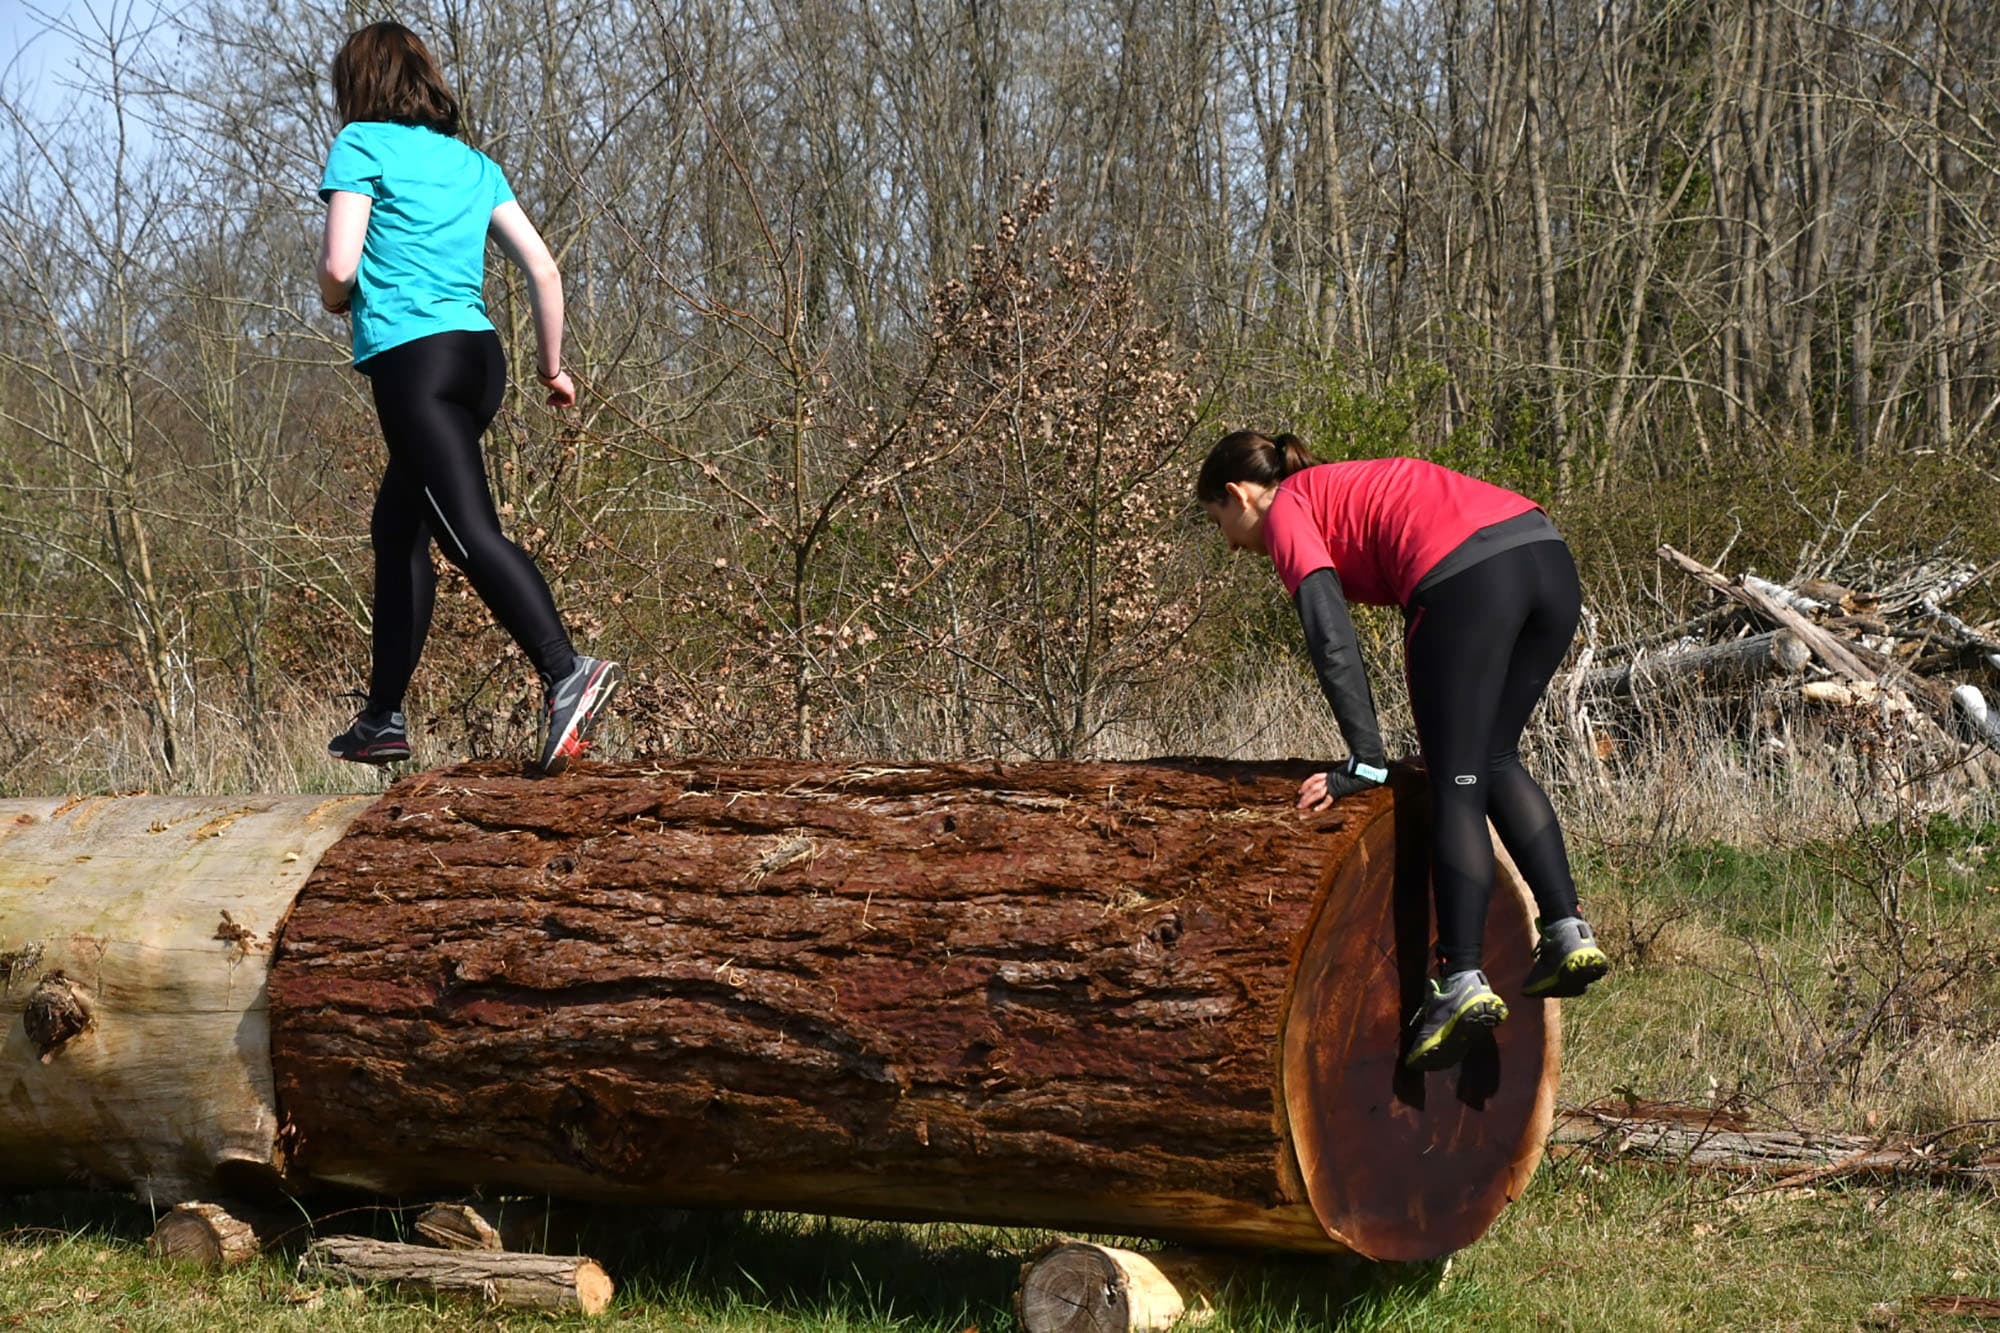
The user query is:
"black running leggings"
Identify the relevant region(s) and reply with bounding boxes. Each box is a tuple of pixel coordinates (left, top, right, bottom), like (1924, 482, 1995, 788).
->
(1404, 540, 1583, 973)
(361, 329, 574, 713)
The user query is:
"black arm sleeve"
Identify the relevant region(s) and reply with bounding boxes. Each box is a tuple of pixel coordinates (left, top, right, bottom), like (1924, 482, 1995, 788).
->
(1294, 567, 1387, 766)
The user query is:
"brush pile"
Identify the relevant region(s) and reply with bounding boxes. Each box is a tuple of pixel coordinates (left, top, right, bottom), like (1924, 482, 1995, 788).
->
(1562, 546, 2000, 789)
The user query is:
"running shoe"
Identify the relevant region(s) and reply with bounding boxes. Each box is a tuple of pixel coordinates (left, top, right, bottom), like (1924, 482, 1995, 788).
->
(1522, 916, 1611, 999)
(328, 708, 410, 764)
(536, 655, 622, 777)
(1404, 969, 1508, 1071)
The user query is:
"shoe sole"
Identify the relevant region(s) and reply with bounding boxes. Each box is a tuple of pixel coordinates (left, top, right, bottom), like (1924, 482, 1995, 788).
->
(330, 742, 410, 765)
(538, 662, 623, 777)
(1522, 947, 1610, 999)
(1404, 993, 1509, 1072)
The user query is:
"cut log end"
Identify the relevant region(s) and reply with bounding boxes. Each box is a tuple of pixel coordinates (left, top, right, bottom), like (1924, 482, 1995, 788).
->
(1016, 1243, 1204, 1333)
(148, 1201, 284, 1269)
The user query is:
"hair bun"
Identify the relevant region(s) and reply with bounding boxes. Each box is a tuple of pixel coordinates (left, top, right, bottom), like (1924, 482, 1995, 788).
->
(1273, 433, 1314, 476)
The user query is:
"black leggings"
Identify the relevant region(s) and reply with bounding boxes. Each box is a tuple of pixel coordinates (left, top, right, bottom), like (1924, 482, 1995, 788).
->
(361, 330, 574, 713)
(1404, 540, 1582, 973)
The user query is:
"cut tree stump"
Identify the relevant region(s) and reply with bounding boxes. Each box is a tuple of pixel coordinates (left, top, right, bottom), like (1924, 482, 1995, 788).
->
(301, 1236, 614, 1315)
(0, 795, 373, 1202)
(149, 1200, 296, 1269)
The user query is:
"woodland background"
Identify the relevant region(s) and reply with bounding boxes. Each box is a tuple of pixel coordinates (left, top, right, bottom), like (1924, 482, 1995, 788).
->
(2, 0, 1995, 797)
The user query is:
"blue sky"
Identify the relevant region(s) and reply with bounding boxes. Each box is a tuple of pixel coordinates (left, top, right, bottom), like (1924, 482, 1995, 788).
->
(1, 0, 169, 122)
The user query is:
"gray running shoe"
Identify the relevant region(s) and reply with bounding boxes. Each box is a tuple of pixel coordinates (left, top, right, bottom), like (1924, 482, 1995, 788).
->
(536, 655, 622, 777)
(1522, 916, 1610, 998)
(1404, 969, 1508, 1071)
(328, 708, 409, 764)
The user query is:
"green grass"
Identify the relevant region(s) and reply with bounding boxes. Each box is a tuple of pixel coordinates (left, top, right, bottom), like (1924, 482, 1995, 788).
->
(5, 1175, 1999, 1330)
(6, 824, 2000, 1330)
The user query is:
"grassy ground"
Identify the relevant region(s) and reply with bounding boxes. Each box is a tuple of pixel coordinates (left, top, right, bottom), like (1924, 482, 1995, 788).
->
(5, 822, 1997, 1330)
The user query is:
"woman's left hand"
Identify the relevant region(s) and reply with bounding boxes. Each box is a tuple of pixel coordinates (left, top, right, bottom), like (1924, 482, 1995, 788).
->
(541, 369, 576, 407)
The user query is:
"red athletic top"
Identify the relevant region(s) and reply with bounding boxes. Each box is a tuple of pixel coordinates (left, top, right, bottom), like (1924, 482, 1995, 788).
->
(1262, 459, 1540, 606)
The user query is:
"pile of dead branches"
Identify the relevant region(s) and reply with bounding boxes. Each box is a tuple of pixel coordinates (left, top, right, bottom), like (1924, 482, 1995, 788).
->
(1562, 547, 2000, 789)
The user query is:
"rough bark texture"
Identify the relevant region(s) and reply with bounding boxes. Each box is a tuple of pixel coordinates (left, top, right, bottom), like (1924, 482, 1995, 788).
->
(268, 758, 1555, 1259)
(0, 794, 374, 1202)
(302, 1237, 613, 1315)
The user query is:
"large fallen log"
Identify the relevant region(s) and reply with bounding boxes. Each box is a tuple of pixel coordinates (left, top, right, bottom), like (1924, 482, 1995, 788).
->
(3, 759, 1558, 1262)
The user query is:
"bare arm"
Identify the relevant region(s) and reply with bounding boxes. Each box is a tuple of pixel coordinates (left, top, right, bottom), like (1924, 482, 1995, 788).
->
(318, 191, 371, 313)
(488, 200, 573, 406)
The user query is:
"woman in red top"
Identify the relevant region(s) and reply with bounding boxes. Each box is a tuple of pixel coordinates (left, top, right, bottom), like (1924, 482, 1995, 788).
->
(1198, 430, 1608, 1072)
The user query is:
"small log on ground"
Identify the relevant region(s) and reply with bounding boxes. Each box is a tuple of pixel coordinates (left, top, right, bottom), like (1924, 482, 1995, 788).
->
(0, 794, 374, 1203)
(1570, 630, 1809, 698)
(1013, 1239, 1446, 1333)
(415, 1199, 581, 1253)
(149, 1200, 297, 1269)
(1552, 1104, 2000, 1188)
(300, 1236, 613, 1315)
(269, 759, 1556, 1261)
(1016, 1241, 1220, 1332)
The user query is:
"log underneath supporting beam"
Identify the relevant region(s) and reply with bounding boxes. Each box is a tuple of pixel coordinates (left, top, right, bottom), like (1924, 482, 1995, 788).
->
(301, 1237, 613, 1315)
(148, 1200, 295, 1269)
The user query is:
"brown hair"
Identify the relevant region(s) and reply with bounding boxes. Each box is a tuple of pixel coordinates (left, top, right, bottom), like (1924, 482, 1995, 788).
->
(1194, 431, 1316, 505)
(331, 22, 460, 135)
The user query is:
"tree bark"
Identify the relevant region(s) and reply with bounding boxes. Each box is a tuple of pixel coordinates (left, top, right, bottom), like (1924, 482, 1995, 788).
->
(301, 1237, 614, 1315)
(267, 759, 1556, 1261)
(0, 794, 373, 1203)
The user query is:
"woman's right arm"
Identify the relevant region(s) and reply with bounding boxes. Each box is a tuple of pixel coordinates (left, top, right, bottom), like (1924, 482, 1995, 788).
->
(488, 200, 574, 407)
(1294, 567, 1390, 808)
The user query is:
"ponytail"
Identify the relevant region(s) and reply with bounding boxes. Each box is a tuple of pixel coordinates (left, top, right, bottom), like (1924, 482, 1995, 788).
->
(1195, 430, 1315, 504)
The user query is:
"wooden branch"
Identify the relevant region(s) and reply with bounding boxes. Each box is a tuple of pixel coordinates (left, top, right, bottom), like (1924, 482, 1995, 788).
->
(301, 1237, 614, 1315)
(1657, 546, 1872, 679)
(1568, 630, 1809, 698)
(1551, 1105, 2000, 1188)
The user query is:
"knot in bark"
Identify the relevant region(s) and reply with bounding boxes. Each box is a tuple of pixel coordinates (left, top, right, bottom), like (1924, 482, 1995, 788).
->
(24, 971, 93, 1063)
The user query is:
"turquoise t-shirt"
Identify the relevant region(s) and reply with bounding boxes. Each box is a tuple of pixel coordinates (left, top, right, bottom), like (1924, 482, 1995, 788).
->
(319, 121, 515, 366)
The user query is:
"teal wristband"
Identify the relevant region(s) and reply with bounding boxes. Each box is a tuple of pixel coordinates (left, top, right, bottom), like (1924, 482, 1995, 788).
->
(1350, 759, 1389, 784)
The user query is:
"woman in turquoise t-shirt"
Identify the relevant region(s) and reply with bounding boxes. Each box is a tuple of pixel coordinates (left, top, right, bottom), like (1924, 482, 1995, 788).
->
(317, 22, 618, 776)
